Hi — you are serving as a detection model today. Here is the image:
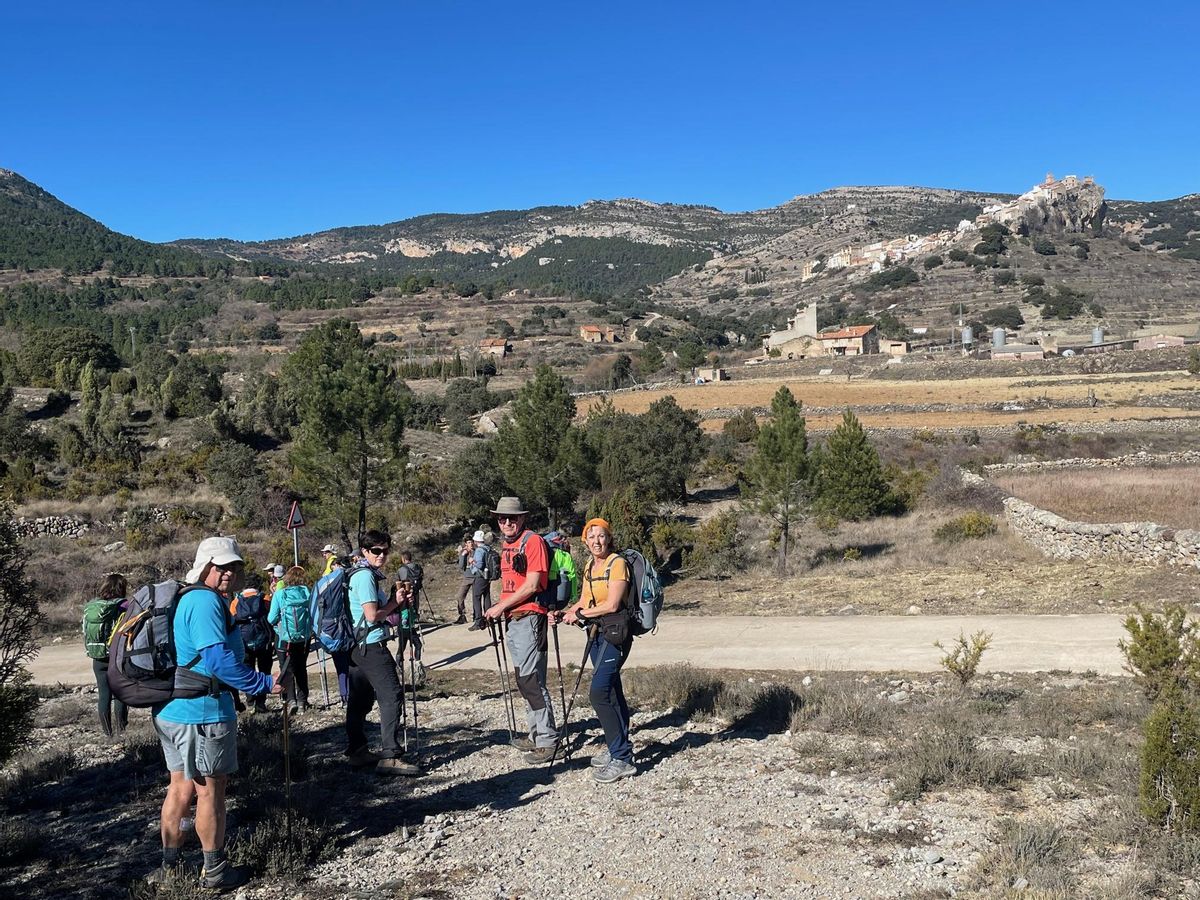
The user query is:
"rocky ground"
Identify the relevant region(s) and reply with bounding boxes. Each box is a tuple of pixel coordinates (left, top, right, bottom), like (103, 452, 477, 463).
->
(4, 667, 1197, 899)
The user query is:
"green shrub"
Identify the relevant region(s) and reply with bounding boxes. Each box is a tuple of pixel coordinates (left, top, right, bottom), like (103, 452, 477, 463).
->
(649, 519, 692, 560)
(1120, 605, 1196, 702)
(1033, 238, 1058, 256)
(923, 255, 943, 270)
(934, 630, 992, 688)
(934, 511, 997, 543)
(682, 510, 744, 579)
(1187, 348, 1200, 376)
(722, 408, 760, 443)
(1141, 686, 1200, 831)
(0, 819, 43, 865)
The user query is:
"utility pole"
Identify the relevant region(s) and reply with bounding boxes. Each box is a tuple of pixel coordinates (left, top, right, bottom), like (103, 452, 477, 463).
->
(129, 326, 137, 358)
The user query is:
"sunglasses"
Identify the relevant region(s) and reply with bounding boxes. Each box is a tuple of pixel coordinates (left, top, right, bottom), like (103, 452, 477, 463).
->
(366, 546, 390, 556)
(213, 562, 243, 572)
(497, 514, 521, 523)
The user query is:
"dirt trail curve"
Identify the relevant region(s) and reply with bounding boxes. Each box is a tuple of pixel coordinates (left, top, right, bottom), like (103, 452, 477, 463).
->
(29, 614, 1128, 685)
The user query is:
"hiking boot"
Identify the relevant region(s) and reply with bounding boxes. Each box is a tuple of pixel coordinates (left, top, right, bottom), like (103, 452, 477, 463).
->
(510, 737, 535, 752)
(524, 746, 556, 765)
(345, 747, 380, 768)
(455, 614, 467, 625)
(592, 758, 637, 784)
(468, 620, 484, 631)
(376, 756, 422, 777)
(200, 861, 247, 891)
(590, 747, 612, 768)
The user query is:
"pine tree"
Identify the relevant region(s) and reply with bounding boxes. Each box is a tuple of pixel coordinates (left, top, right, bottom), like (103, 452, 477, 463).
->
(744, 387, 809, 574)
(815, 410, 898, 521)
(494, 364, 585, 525)
(283, 319, 408, 547)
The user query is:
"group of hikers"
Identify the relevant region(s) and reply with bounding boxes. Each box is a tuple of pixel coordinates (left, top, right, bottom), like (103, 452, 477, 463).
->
(83, 495, 656, 890)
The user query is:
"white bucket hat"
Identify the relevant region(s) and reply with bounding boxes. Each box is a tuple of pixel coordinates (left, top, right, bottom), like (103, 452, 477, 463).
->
(472, 530, 486, 542)
(185, 536, 243, 584)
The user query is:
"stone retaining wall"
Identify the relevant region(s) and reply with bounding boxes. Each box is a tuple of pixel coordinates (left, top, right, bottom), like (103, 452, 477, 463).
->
(962, 468, 1200, 569)
(13, 516, 91, 539)
(984, 450, 1200, 473)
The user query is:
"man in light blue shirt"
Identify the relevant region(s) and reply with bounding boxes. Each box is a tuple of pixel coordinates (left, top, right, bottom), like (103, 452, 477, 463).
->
(150, 536, 283, 890)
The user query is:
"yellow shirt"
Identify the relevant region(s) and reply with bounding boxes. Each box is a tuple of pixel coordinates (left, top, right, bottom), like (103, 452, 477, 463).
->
(582, 555, 629, 611)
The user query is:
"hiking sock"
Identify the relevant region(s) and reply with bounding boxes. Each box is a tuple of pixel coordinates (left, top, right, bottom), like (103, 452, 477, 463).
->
(202, 849, 226, 872)
(162, 846, 181, 867)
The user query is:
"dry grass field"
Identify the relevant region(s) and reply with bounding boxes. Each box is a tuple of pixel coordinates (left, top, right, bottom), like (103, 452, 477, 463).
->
(581, 370, 1200, 432)
(993, 466, 1200, 530)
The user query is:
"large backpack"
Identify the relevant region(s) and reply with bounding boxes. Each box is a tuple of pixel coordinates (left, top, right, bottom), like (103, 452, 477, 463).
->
(546, 547, 580, 611)
(621, 549, 664, 636)
(312, 570, 353, 652)
(481, 547, 501, 582)
(273, 585, 312, 644)
(312, 566, 381, 652)
(107, 581, 226, 708)
(82, 597, 124, 660)
(230, 589, 271, 652)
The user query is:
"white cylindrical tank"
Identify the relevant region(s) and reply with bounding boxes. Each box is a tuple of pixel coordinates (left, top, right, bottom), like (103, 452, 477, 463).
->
(1092, 326, 1104, 345)
(962, 326, 975, 346)
(992, 327, 1006, 348)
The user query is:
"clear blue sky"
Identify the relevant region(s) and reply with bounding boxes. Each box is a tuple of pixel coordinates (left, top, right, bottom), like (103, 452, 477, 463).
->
(3, 1, 1196, 242)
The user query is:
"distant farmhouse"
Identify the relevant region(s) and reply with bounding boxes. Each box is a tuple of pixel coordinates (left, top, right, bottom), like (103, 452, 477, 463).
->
(762, 303, 885, 359)
(479, 337, 510, 359)
(580, 324, 620, 343)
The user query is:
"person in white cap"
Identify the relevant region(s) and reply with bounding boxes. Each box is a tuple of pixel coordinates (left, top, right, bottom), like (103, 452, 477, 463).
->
(149, 536, 284, 890)
(321, 544, 338, 577)
(262, 563, 284, 596)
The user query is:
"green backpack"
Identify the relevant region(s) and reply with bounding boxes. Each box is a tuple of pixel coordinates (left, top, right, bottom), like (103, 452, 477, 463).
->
(82, 597, 124, 660)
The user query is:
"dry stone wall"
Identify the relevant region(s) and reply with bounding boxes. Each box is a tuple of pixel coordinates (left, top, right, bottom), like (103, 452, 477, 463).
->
(964, 464, 1200, 569)
(983, 450, 1200, 474)
(13, 516, 91, 539)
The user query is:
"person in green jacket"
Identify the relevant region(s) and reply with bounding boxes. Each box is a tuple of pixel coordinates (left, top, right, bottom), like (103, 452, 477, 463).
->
(545, 532, 581, 609)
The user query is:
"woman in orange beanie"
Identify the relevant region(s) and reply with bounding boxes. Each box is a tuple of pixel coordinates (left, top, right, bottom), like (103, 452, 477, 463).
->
(563, 518, 636, 783)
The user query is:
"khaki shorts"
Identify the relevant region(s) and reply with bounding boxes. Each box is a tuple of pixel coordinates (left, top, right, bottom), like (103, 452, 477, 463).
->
(154, 718, 238, 780)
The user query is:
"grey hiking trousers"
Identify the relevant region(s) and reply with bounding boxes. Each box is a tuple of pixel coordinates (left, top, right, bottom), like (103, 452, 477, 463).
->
(506, 613, 557, 748)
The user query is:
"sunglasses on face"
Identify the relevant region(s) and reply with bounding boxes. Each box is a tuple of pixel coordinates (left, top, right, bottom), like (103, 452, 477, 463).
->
(366, 546, 390, 556)
(497, 515, 521, 523)
(214, 562, 243, 573)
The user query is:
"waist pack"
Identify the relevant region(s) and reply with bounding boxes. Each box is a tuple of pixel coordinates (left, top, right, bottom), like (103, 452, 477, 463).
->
(107, 581, 227, 708)
(82, 597, 124, 660)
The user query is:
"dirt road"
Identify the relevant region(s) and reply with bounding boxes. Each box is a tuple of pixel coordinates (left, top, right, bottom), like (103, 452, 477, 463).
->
(30, 613, 1128, 685)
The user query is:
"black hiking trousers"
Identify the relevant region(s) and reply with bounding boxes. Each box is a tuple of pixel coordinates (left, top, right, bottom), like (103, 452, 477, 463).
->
(346, 643, 404, 759)
(92, 657, 127, 736)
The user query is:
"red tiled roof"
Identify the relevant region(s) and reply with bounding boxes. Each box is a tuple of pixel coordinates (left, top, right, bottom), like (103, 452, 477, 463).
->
(818, 324, 876, 340)
(480, 338, 508, 347)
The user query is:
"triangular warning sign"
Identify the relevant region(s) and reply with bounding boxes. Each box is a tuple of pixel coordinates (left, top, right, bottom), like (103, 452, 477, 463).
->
(286, 501, 305, 531)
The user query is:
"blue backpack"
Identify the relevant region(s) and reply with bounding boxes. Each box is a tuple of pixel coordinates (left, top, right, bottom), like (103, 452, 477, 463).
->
(230, 589, 271, 652)
(312, 570, 353, 652)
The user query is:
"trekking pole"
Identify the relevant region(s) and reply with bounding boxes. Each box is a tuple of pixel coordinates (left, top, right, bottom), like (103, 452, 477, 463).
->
(496, 617, 521, 736)
(397, 642, 409, 753)
(277, 655, 294, 846)
(316, 645, 331, 707)
(409, 653, 420, 756)
(550, 620, 567, 729)
(487, 620, 517, 740)
(548, 624, 597, 772)
(420, 587, 440, 624)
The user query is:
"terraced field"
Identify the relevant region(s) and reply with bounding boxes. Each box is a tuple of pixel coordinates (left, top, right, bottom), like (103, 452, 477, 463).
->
(580, 370, 1200, 432)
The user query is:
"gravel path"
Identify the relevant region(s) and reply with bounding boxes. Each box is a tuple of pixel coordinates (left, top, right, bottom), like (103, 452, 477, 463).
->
(29, 614, 1129, 688)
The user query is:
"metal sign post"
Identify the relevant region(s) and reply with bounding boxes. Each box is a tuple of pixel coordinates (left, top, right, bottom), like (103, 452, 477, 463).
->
(284, 501, 329, 705)
(285, 501, 305, 567)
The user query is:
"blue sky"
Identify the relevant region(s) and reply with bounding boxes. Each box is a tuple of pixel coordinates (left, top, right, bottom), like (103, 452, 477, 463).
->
(3, 1, 1197, 242)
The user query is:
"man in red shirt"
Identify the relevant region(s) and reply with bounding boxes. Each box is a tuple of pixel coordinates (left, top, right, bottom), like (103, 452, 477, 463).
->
(484, 495, 557, 763)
